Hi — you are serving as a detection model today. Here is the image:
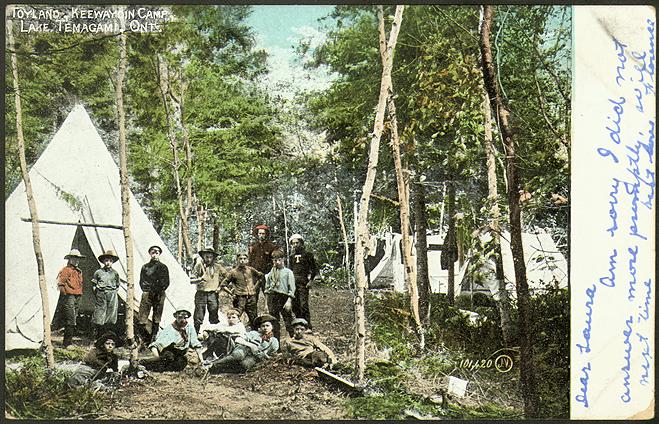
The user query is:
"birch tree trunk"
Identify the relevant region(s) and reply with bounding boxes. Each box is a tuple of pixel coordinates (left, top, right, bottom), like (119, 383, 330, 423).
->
(413, 174, 431, 324)
(212, 220, 220, 252)
(7, 12, 55, 368)
(115, 22, 137, 361)
(480, 5, 539, 416)
(171, 72, 194, 252)
(353, 5, 405, 383)
(446, 180, 456, 305)
(157, 56, 193, 259)
(177, 218, 183, 262)
(377, 5, 423, 350)
(482, 87, 513, 346)
(197, 202, 206, 251)
(336, 194, 351, 288)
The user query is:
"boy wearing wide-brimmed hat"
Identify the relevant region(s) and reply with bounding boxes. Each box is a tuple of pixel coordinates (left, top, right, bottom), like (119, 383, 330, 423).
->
(190, 247, 228, 334)
(137, 245, 170, 345)
(143, 309, 204, 372)
(83, 331, 119, 374)
(208, 313, 279, 373)
(91, 250, 121, 338)
(55, 249, 86, 348)
(282, 318, 337, 369)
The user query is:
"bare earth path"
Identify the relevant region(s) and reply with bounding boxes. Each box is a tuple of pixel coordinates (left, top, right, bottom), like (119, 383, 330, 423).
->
(102, 286, 355, 420)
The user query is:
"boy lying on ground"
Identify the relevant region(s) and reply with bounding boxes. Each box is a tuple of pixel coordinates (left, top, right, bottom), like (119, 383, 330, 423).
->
(281, 318, 338, 369)
(199, 308, 246, 360)
(65, 331, 121, 388)
(207, 314, 279, 373)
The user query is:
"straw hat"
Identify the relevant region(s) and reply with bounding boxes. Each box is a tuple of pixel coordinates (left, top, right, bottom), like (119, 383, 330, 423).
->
(98, 249, 119, 263)
(64, 249, 85, 259)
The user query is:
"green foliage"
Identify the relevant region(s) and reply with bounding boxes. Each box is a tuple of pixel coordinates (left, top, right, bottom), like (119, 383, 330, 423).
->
(346, 389, 440, 419)
(363, 289, 568, 418)
(530, 285, 569, 418)
(5, 355, 108, 419)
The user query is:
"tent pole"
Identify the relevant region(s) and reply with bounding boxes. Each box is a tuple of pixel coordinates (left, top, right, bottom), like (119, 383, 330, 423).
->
(21, 218, 123, 229)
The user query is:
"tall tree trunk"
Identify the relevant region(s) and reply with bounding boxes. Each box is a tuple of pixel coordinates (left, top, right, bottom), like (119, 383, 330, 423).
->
(212, 220, 220, 252)
(157, 56, 193, 260)
(378, 5, 423, 350)
(172, 72, 194, 252)
(336, 194, 351, 287)
(480, 6, 539, 417)
(115, 21, 137, 361)
(482, 86, 513, 345)
(7, 12, 55, 368)
(177, 217, 183, 262)
(414, 173, 431, 324)
(446, 180, 456, 305)
(353, 4, 405, 384)
(197, 202, 206, 251)
(281, 196, 290, 259)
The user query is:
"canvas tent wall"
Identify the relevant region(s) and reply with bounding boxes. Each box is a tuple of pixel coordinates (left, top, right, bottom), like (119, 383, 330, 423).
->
(5, 105, 197, 351)
(367, 232, 467, 293)
(367, 230, 567, 298)
(461, 230, 569, 300)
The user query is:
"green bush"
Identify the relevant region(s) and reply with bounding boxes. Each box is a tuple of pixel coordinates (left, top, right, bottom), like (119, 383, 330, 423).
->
(364, 288, 568, 418)
(530, 285, 569, 418)
(5, 355, 108, 419)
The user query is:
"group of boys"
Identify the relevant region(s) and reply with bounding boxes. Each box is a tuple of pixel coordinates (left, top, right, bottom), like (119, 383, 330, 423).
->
(55, 224, 336, 373)
(55, 248, 123, 347)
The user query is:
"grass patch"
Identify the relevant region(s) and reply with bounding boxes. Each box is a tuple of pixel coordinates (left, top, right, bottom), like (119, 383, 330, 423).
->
(5, 355, 108, 419)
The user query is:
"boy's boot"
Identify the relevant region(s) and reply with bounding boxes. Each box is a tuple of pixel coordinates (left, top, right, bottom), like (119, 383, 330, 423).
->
(137, 323, 149, 344)
(150, 322, 160, 343)
(63, 326, 74, 348)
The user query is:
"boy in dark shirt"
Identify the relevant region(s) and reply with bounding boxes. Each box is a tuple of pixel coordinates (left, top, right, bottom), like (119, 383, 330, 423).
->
(138, 245, 170, 344)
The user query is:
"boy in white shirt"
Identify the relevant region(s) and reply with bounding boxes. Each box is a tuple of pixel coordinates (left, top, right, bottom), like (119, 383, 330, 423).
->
(199, 308, 246, 360)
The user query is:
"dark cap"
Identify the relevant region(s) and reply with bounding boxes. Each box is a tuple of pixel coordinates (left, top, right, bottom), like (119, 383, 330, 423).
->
(148, 245, 162, 254)
(173, 309, 192, 318)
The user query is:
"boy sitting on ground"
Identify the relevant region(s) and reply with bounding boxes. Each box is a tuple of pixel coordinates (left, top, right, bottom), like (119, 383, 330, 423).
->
(208, 314, 279, 373)
(199, 308, 246, 360)
(282, 318, 337, 369)
(142, 309, 204, 372)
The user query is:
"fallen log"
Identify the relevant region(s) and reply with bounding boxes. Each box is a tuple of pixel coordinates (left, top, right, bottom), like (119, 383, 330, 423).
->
(314, 367, 364, 395)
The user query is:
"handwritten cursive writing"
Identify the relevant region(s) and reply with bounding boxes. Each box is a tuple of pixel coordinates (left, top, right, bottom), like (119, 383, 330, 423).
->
(620, 316, 633, 403)
(598, 249, 618, 287)
(613, 37, 628, 86)
(636, 332, 652, 386)
(577, 284, 597, 353)
(627, 245, 639, 301)
(575, 362, 592, 408)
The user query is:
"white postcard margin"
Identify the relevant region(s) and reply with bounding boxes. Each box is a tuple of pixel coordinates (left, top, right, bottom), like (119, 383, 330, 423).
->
(571, 5, 655, 420)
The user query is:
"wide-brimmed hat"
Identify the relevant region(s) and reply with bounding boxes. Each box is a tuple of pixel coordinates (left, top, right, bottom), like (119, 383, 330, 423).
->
(289, 234, 304, 243)
(198, 247, 219, 257)
(64, 249, 85, 259)
(173, 309, 192, 318)
(148, 245, 162, 254)
(95, 331, 118, 349)
(291, 318, 309, 328)
(253, 314, 277, 328)
(98, 249, 119, 263)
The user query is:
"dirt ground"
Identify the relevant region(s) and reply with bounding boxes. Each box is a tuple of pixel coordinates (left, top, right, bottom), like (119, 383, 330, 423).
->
(100, 286, 356, 420)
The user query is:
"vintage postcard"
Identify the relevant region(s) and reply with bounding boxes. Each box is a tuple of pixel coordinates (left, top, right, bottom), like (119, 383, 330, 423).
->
(4, 3, 655, 420)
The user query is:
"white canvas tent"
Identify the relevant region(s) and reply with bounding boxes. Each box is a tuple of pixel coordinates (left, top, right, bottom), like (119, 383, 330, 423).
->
(5, 105, 197, 351)
(368, 230, 568, 298)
